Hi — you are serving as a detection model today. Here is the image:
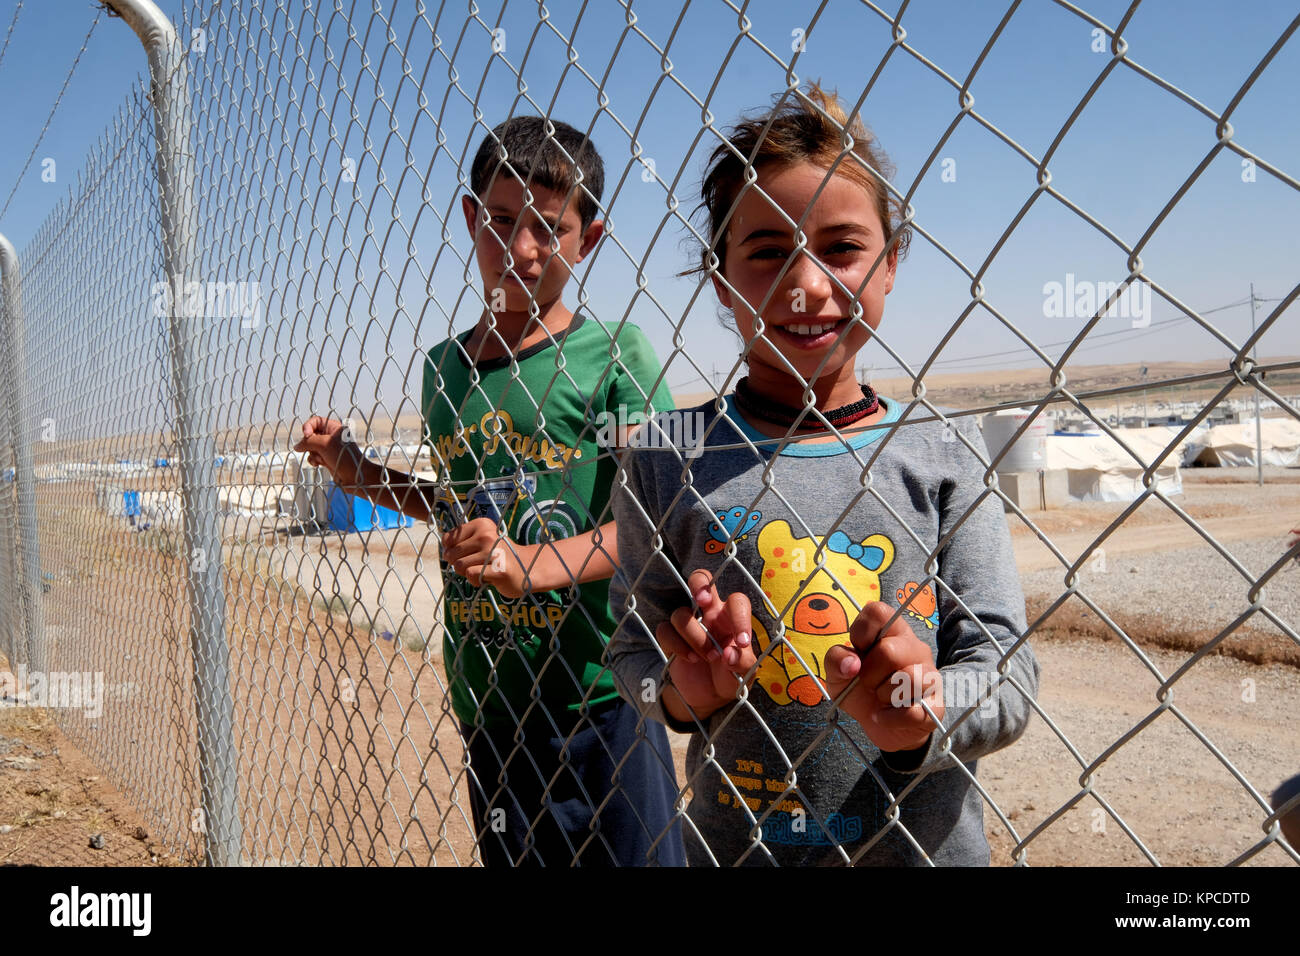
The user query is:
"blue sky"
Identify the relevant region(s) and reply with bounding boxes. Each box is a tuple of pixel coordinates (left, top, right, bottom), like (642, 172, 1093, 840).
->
(0, 0, 1296, 427)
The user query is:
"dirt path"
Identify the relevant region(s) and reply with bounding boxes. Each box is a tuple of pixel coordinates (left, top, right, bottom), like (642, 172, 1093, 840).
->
(1010, 469, 1300, 573)
(981, 635, 1299, 866)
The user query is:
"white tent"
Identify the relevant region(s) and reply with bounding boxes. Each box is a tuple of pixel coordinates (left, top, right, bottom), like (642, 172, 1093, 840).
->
(1046, 428, 1185, 502)
(1182, 418, 1300, 467)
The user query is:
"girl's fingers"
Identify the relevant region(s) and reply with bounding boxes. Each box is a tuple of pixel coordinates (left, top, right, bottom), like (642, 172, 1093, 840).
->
(697, 596, 742, 659)
(685, 569, 751, 654)
(877, 661, 925, 706)
(661, 609, 707, 663)
(686, 569, 717, 612)
(847, 601, 911, 654)
(720, 592, 752, 648)
(872, 707, 934, 746)
(823, 644, 860, 687)
(719, 628, 758, 672)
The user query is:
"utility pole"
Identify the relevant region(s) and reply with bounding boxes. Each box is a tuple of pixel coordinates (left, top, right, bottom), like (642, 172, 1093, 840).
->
(1251, 283, 1262, 487)
(1141, 363, 1149, 428)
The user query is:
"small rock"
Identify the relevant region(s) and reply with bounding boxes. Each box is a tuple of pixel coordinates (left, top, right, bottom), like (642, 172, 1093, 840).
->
(0, 825, 12, 834)
(89, 833, 105, 850)
(133, 827, 148, 841)
(52, 810, 66, 819)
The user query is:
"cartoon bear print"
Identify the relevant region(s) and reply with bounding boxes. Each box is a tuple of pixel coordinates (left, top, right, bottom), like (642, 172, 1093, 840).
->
(752, 519, 895, 707)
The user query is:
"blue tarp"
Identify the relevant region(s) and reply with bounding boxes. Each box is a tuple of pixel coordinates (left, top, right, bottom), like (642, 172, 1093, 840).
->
(123, 491, 141, 517)
(326, 484, 413, 532)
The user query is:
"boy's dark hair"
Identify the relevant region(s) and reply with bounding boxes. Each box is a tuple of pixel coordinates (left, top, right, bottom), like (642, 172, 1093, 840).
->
(469, 117, 605, 229)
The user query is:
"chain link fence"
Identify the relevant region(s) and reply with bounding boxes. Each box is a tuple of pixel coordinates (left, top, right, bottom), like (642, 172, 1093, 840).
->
(0, 0, 1297, 865)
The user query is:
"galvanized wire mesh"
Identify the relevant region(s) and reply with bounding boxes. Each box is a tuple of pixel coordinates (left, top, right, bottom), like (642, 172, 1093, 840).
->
(0, 0, 1297, 866)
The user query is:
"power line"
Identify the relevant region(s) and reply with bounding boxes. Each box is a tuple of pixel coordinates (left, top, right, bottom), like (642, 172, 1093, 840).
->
(0, 5, 102, 223)
(920, 296, 1254, 370)
(667, 293, 1280, 392)
(0, 1, 22, 76)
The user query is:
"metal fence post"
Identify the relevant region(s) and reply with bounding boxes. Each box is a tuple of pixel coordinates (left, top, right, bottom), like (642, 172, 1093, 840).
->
(104, 0, 243, 866)
(0, 234, 45, 677)
(0, 234, 16, 668)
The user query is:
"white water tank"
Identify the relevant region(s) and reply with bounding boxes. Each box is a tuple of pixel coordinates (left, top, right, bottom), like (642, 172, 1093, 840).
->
(981, 409, 1049, 472)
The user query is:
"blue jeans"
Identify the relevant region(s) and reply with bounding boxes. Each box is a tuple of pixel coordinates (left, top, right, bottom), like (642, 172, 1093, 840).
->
(460, 699, 685, 866)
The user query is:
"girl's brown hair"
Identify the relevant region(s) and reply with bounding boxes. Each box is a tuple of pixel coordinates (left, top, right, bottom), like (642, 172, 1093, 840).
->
(690, 82, 911, 275)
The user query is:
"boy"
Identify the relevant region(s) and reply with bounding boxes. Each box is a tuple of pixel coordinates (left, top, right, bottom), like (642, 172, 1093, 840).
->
(296, 116, 684, 866)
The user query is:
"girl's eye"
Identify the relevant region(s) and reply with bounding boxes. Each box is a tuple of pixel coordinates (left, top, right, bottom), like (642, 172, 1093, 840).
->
(748, 247, 789, 261)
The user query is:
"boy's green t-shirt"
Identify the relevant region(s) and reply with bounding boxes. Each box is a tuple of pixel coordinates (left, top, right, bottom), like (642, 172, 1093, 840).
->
(421, 315, 674, 730)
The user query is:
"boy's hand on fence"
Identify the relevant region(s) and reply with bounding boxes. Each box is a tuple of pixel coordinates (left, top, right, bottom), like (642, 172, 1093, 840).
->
(823, 602, 944, 754)
(654, 570, 757, 721)
(442, 518, 532, 599)
(294, 416, 358, 477)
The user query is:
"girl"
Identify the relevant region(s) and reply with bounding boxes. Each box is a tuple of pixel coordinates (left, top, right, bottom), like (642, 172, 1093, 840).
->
(608, 85, 1039, 866)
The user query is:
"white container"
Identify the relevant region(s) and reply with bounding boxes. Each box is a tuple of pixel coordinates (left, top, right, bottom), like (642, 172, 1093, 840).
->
(981, 409, 1048, 473)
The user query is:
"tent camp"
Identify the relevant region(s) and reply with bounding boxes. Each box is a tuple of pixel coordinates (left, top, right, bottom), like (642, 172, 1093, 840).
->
(1182, 418, 1300, 467)
(1045, 428, 1185, 502)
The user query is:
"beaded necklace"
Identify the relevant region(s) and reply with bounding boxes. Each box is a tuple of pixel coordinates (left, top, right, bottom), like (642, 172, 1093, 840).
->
(733, 377, 880, 429)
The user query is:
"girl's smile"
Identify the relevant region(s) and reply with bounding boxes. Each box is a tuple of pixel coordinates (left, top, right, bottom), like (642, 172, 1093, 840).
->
(771, 318, 849, 348)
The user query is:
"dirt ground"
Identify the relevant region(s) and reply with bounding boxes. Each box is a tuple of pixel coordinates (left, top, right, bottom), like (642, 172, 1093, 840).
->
(0, 706, 180, 866)
(3, 464, 1296, 866)
(980, 636, 1299, 866)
